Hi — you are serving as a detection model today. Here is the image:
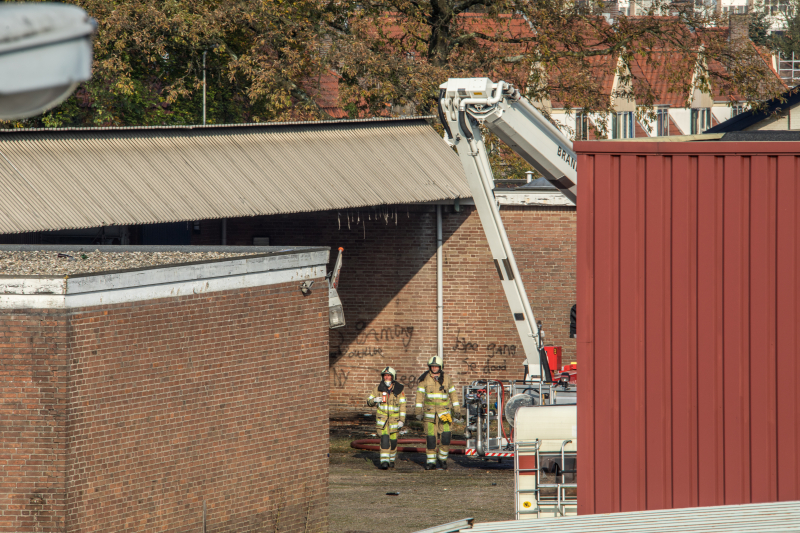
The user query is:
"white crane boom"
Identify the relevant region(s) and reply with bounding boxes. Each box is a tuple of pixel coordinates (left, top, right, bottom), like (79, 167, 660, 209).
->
(438, 78, 578, 380)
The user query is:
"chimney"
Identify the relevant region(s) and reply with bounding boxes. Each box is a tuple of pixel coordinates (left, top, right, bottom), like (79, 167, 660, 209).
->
(729, 13, 749, 45)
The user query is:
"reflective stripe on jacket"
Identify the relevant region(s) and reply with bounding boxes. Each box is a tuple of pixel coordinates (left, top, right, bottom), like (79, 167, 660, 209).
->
(367, 382, 406, 430)
(415, 371, 459, 419)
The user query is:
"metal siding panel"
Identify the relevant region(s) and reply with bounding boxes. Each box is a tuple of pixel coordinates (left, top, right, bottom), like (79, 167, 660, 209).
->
(592, 153, 616, 513)
(617, 154, 646, 512)
(644, 154, 670, 511)
(748, 155, 778, 503)
(578, 140, 800, 515)
(577, 151, 596, 515)
(669, 154, 696, 509)
(695, 154, 725, 507)
(0, 120, 470, 234)
(722, 155, 751, 505)
(775, 155, 799, 501)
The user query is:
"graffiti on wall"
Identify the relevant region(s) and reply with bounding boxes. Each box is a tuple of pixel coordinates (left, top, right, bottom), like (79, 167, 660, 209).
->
(354, 321, 414, 350)
(330, 321, 415, 363)
(331, 367, 350, 388)
(452, 329, 517, 374)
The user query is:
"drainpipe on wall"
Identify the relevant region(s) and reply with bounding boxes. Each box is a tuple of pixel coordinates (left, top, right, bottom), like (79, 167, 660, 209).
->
(221, 218, 227, 245)
(436, 205, 443, 360)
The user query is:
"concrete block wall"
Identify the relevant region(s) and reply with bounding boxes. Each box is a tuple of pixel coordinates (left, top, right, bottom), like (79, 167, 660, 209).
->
(1, 256, 329, 532)
(192, 205, 577, 413)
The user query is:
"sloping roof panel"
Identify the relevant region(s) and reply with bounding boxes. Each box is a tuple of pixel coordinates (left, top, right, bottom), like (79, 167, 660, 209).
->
(459, 501, 800, 533)
(0, 118, 469, 234)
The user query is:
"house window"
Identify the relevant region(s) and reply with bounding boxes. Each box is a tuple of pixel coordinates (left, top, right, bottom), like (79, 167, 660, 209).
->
(656, 108, 670, 136)
(612, 111, 635, 139)
(731, 104, 745, 116)
(690, 108, 711, 134)
(575, 111, 590, 140)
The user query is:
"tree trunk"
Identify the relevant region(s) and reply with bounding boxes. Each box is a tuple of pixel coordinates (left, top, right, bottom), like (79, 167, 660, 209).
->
(427, 0, 454, 67)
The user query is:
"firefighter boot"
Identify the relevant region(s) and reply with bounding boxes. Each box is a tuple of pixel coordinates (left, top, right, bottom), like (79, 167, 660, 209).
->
(425, 433, 437, 470)
(380, 434, 392, 470)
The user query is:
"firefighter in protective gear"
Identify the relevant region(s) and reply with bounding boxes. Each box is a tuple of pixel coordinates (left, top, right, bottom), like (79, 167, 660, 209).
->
(366, 366, 406, 470)
(415, 355, 460, 470)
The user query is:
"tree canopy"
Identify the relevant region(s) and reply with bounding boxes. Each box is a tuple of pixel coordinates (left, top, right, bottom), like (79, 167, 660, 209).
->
(5, 0, 785, 143)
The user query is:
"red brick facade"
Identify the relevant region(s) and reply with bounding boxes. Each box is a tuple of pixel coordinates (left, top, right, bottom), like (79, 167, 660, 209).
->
(191, 205, 577, 413)
(0, 310, 69, 533)
(1, 282, 329, 532)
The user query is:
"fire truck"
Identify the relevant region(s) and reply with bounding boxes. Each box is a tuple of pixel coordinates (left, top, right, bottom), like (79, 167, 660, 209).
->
(438, 78, 579, 518)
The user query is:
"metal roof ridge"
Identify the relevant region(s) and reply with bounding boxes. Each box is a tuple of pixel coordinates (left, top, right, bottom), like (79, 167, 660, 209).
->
(0, 115, 435, 134)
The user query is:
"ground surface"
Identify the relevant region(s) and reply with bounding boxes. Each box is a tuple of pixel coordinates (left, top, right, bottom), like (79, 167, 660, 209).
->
(329, 413, 516, 533)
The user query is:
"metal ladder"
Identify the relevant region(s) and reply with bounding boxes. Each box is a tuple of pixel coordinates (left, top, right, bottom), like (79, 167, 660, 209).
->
(514, 439, 577, 519)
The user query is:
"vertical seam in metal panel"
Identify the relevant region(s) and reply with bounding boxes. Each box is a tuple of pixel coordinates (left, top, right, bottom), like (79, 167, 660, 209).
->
(768, 155, 778, 502)
(612, 153, 621, 512)
(743, 155, 752, 503)
(664, 154, 673, 509)
(689, 154, 700, 507)
(637, 154, 647, 511)
(717, 156, 728, 504)
(795, 154, 800, 500)
(717, 154, 726, 505)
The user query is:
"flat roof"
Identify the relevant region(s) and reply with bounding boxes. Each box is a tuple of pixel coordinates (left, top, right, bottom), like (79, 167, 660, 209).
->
(0, 245, 326, 277)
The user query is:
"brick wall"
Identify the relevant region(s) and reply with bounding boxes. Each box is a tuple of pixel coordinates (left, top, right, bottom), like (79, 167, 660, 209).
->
(0, 310, 69, 533)
(1, 282, 329, 533)
(192, 205, 576, 413)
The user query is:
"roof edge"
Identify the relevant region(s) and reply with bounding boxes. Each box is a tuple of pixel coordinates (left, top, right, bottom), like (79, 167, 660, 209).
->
(0, 116, 435, 135)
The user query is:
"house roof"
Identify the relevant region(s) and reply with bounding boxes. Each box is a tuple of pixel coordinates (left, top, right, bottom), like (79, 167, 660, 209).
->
(705, 85, 800, 132)
(0, 118, 469, 234)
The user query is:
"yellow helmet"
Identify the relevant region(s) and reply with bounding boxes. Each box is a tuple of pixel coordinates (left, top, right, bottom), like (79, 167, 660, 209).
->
(427, 355, 443, 369)
(381, 366, 396, 381)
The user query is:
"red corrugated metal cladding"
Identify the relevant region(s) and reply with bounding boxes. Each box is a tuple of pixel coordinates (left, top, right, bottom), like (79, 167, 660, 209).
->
(575, 140, 800, 515)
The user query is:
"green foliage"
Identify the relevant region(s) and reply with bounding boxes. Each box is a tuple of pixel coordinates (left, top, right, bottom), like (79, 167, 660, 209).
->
(771, 0, 800, 56)
(3, 0, 339, 128)
(749, 6, 773, 47)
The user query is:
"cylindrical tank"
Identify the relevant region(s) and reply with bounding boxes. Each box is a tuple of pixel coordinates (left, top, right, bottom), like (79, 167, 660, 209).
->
(514, 405, 577, 452)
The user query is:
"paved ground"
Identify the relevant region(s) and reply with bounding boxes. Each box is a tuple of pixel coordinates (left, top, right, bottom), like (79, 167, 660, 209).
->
(329, 413, 516, 533)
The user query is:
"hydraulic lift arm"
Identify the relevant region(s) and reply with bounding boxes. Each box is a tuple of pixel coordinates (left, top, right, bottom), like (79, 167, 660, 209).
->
(438, 78, 578, 381)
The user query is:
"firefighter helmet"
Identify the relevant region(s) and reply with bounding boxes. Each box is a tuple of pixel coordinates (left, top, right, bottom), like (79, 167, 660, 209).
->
(381, 366, 396, 381)
(427, 355, 443, 369)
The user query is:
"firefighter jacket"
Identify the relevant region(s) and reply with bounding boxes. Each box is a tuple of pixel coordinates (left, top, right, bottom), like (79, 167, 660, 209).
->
(416, 371, 460, 422)
(367, 382, 406, 431)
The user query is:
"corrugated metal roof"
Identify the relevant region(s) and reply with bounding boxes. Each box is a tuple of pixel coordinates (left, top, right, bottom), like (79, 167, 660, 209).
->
(460, 501, 800, 532)
(0, 117, 469, 234)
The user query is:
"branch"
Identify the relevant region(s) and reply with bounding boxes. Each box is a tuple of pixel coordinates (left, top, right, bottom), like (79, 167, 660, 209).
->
(463, 31, 633, 59)
(453, 0, 494, 15)
(280, 76, 335, 120)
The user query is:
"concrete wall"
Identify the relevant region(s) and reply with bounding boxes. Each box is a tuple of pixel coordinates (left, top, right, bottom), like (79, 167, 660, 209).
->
(191, 205, 577, 413)
(0, 256, 329, 532)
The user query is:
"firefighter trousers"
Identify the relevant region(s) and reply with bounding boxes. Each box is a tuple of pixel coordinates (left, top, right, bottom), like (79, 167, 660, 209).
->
(425, 416, 451, 465)
(380, 425, 398, 464)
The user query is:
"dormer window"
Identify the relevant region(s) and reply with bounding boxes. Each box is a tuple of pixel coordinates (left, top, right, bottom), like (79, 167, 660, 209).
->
(656, 107, 670, 136)
(691, 108, 711, 134)
(612, 111, 635, 139)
